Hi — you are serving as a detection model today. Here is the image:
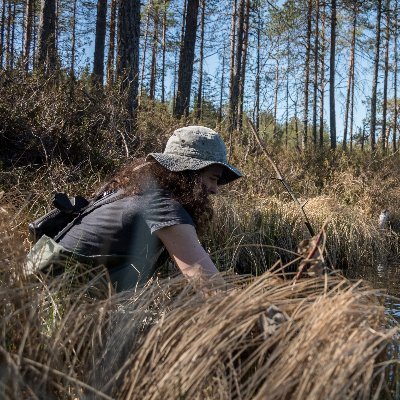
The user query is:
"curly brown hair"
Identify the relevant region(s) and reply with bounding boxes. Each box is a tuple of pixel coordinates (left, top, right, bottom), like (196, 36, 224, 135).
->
(99, 158, 213, 232)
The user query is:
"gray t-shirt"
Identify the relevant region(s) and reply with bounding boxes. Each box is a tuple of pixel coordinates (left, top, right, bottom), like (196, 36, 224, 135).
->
(57, 189, 194, 285)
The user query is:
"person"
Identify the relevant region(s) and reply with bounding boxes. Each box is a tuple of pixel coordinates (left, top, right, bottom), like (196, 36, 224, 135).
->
(27, 126, 242, 292)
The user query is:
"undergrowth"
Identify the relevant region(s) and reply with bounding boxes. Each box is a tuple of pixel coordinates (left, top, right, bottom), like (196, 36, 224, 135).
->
(2, 75, 400, 273)
(1, 213, 399, 399)
(1, 73, 400, 399)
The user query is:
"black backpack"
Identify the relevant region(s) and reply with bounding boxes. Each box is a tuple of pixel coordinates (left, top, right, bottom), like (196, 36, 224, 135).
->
(28, 191, 121, 243)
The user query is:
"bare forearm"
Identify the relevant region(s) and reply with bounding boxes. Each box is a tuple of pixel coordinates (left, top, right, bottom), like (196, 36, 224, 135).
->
(173, 256, 228, 294)
(156, 224, 228, 291)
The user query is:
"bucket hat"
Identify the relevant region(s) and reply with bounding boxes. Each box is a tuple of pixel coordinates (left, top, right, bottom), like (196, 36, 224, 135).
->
(146, 126, 242, 185)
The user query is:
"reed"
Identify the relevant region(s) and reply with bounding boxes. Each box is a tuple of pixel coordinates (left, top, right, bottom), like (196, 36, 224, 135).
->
(1, 198, 399, 399)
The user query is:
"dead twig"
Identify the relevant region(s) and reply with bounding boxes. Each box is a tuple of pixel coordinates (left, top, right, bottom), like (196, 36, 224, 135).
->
(247, 119, 335, 275)
(247, 119, 315, 237)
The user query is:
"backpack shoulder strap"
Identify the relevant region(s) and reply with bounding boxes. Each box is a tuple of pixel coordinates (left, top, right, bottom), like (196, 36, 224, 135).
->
(54, 191, 125, 242)
(53, 160, 150, 242)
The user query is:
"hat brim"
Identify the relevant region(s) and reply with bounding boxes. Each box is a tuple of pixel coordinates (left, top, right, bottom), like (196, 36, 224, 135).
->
(146, 153, 242, 185)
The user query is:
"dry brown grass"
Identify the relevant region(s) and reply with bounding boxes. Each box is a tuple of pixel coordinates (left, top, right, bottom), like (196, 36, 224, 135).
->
(2, 122, 400, 399)
(1, 202, 399, 400)
(234, 144, 400, 224)
(1, 269, 399, 399)
(107, 273, 398, 400)
(206, 191, 398, 277)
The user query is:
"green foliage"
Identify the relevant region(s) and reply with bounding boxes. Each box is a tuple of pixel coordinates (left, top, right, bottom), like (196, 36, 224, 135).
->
(190, 98, 220, 128)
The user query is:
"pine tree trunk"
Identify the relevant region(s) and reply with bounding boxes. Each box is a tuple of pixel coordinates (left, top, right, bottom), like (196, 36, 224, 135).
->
(32, 2, 37, 69)
(319, 2, 326, 148)
(21, 1, 25, 58)
(55, 0, 59, 53)
(343, 5, 357, 150)
(93, 0, 107, 85)
(273, 59, 279, 140)
(37, 0, 57, 72)
(195, 0, 205, 120)
(349, 31, 356, 153)
(174, 0, 186, 106)
(295, 98, 299, 148)
(117, 0, 141, 117)
(370, 0, 382, 151)
(23, 0, 34, 70)
(218, 43, 226, 125)
(237, 0, 250, 130)
(174, 0, 186, 108)
(302, 0, 312, 149)
(70, 0, 77, 78)
(174, 0, 200, 118)
(285, 32, 290, 148)
(393, 0, 398, 153)
(0, 0, 6, 69)
(385, 126, 391, 149)
(179, 0, 187, 61)
(9, 0, 15, 68)
(329, 0, 337, 149)
(312, 0, 319, 146)
(149, 8, 158, 100)
(228, 0, 237, 135)
(173, 47, 178, 109)
(161, 0, 167, 103)
(255, 3, 261, 132)
(139, 0, 152, 102)
(229, 0, 244, 132)
(106, 0, 117, 86)
(381, 0, 390, 152)
(5, 0, 11, 68)
(360, 126, 365, 151)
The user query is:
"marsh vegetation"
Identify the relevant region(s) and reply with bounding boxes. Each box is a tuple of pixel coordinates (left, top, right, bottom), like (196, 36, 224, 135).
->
(2, 0, 400, 395)
(1, 76, 400, 398)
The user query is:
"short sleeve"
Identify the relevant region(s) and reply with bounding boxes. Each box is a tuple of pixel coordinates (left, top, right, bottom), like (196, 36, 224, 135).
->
(141, 189, 195, 234)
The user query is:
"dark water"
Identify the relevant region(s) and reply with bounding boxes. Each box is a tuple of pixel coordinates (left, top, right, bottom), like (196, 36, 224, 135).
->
(346, 262, 400, 321)
(378, 264, 400, 321)
(344, 262, 400, 398)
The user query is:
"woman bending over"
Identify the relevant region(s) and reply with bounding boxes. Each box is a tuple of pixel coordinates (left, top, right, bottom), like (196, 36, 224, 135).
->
(31, 126, 242, 292)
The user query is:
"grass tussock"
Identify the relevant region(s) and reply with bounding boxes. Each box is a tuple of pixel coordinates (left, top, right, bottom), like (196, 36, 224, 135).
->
(207, 192, 398, 276)
(0, 210, 398, 400)
(1, 252, 399, 399)
(112, 274, 397, 400)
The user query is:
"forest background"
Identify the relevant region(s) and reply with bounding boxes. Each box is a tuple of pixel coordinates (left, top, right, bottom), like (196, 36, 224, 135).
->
(1, 0, 400, 152)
